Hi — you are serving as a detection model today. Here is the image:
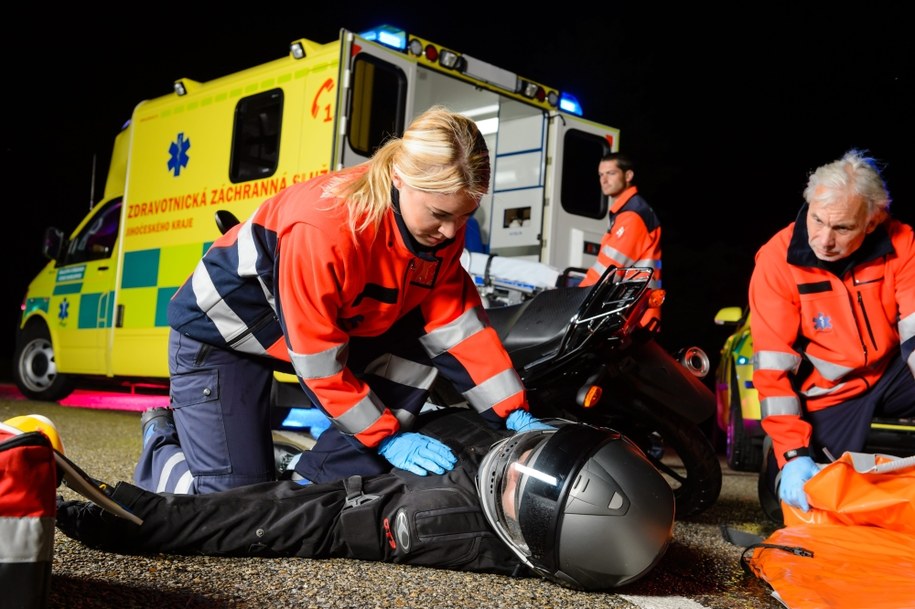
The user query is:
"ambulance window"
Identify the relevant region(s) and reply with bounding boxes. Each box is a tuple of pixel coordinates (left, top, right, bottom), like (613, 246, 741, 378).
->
(68, 199, 121, 264)
(230, 89, 283, 183)
(347, 55, 406, 156)
(560, 129, 610, 219)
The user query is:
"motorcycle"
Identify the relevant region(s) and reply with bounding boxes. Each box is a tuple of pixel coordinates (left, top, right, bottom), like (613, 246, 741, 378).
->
(431, 264, 722, 518)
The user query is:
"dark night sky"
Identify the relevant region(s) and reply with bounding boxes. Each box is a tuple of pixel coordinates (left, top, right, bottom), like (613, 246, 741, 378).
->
(3, 4, 912, 377)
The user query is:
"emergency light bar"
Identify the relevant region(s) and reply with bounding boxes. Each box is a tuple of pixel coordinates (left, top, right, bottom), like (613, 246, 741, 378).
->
(360, 25, 583, 115)
(359, 24, 407, 50)
(559, 93, 583, 116)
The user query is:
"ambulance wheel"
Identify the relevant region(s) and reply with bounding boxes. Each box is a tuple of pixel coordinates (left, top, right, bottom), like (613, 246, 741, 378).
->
(13, 322, 76, 402)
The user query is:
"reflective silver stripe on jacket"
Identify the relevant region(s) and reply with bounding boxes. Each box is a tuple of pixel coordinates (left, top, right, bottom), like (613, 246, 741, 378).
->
(236, 220, 277, 312)
(290, 342, 348, 379)
(588, 260, 607, 276)
(634, 257, 662, 288)
(391, 408, 416, 430)
(602, 244, 635, 266)
(363, 354, 438, 391)
(801, 382, 849, 398)
(754, 350, 801, 374)
(191, 264, 268, 355)
(806, 352, 853, 382)
(760, 395, 801, 418)
(419, 308, 487, 356)
(335, 391, 386, 435)
(361, 353, 434, 430)
(463, 368, 525, 412)
(899, 311, 915, 343)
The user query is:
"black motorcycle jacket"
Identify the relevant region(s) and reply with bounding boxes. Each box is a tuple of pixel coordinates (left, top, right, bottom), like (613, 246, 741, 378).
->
(56, 409, 525, 577)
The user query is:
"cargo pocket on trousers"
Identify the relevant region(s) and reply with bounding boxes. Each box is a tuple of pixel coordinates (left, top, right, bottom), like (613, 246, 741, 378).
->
(170, 368, 231, 476)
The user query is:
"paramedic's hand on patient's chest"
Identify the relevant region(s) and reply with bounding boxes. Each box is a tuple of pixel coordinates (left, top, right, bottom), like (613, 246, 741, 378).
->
(377, 432, 457, 476)
(779, 456, 820, 512)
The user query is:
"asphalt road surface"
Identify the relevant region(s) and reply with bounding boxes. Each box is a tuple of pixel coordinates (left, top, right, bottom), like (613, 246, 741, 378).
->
(2, 393, 786, 609)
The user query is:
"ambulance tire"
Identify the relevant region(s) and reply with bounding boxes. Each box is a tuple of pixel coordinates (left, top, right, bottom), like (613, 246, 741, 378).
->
(13, 322, 76, 402)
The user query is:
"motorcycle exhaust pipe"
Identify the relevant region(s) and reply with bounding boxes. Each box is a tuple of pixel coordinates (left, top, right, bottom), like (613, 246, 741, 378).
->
(676, 346, 710, 378)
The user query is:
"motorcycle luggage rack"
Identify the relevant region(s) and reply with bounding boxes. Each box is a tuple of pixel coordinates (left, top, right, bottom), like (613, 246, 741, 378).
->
(557, 266, 652, 355)
(576, 266, 651, 320)
(519, 266, 652, 376)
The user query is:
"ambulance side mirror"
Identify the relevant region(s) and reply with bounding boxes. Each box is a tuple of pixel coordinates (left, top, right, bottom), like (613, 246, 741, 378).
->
(42, 227, 66, 263)
(215, 210, 241, 235)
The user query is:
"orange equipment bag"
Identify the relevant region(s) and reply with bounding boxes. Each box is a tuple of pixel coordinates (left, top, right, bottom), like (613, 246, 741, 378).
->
(0, 426, 58, 609)
(745, 452, 915, 609)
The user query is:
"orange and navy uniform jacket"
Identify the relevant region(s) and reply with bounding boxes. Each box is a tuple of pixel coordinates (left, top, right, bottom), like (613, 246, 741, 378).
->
(580, 186, 662, 327)
(168, 165, 528, 450)
(749, 205, 915, 467)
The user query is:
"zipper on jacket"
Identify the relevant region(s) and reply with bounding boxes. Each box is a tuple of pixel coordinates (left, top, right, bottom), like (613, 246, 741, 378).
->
(856, 292, 878, 354)
(226, 311, 277, 349)
(403, 259, 415, 286)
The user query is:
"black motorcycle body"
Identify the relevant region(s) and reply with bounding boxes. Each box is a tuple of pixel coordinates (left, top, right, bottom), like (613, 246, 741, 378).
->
(432, 266, 722, 518)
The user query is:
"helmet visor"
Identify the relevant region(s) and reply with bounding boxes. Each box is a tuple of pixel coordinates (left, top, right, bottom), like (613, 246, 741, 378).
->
(478, 429, 558, 561)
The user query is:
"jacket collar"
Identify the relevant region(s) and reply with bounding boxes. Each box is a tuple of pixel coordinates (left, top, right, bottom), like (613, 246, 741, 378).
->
(609, 185, 638, 215)
(390, 186, 454, 260)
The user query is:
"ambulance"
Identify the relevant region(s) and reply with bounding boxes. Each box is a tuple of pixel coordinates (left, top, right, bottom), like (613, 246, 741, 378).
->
(14, 24, 620, 404)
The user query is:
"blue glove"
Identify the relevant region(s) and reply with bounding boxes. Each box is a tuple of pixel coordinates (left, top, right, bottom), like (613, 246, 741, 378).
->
(505, 410, 555, 433)
(778, 456, 820, 512)
(377, 432, 457, 476)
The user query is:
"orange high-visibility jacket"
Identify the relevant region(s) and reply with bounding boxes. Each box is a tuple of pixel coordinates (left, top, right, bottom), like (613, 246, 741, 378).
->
(581, 186, 662, 326)
(749, 207, 915, 467)
(168, 165, 527, 449)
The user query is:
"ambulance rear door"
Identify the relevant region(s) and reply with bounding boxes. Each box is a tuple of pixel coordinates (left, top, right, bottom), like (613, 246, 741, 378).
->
(334, 28, 418, 169)
(541, 114, 620, 272)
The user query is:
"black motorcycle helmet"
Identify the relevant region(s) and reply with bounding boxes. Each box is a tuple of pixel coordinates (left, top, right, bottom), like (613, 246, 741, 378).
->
(477, 422, 674, 590)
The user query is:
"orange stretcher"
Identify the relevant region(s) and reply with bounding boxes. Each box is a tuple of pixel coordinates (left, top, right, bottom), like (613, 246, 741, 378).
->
(745, 452, 915, 609)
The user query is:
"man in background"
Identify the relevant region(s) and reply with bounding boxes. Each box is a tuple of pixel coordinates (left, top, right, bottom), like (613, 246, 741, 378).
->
(580, 152, 662, 329)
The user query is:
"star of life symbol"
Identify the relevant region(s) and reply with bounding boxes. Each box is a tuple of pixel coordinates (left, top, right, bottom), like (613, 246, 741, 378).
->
(614, 226, 625, 239)
(58, 297, 70, 326)
(813, 312, 832, 331)
(168, 132, 191, 177)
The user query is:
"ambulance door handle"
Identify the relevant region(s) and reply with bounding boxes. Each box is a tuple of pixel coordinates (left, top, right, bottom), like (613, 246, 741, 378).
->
(97, 266, 110, 271)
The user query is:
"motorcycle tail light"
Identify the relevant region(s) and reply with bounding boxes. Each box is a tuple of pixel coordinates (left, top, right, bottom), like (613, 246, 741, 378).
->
(580, 385, 602, 408)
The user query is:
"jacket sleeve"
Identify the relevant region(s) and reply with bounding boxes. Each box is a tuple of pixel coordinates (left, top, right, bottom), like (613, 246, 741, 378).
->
(418, 245, 527, 420)
(748, 236, 809, 468)
(278, 221, 400, 448)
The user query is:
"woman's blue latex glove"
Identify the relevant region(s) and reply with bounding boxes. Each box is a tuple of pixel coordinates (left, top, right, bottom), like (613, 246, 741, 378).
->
(778, 456, 820, 512)
(505, 409, 555, 433)
(377, 432, 457, 476)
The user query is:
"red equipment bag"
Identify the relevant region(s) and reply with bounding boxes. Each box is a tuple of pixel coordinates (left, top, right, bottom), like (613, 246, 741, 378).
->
(0, 426, 58, 609)
(745, 452, 915, 609)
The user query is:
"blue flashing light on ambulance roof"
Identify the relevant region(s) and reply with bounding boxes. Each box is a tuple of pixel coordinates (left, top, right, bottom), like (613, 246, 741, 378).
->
(559, 93, 583, 116)
(360, 25, 407, 50)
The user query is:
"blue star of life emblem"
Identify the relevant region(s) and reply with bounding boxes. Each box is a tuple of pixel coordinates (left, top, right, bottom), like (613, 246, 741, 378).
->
(168, 132, 191, 177)
(813, 312, 832, 331)
(58, 298, 70, 324)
